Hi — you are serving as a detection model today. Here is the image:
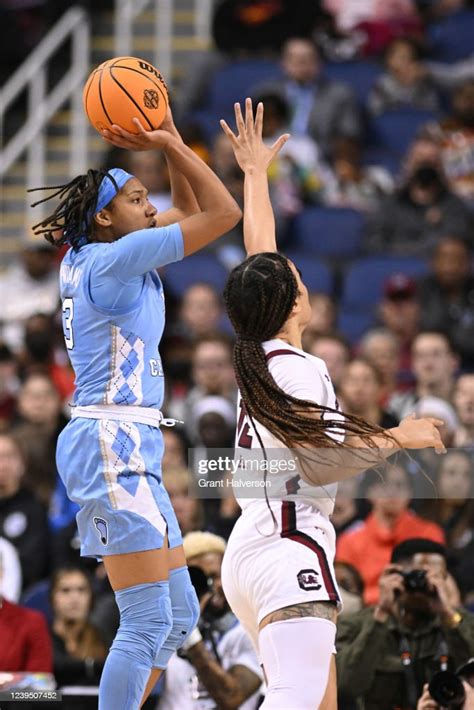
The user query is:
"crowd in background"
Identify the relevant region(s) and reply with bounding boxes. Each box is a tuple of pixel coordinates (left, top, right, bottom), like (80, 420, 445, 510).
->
(1, 0, 474, 708)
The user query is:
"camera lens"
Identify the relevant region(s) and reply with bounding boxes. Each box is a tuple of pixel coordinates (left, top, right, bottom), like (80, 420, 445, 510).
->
(429, 671, 465, 709)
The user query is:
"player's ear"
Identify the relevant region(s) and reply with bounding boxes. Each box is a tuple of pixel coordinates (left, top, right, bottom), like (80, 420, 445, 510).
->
(94, 209, 112, 228)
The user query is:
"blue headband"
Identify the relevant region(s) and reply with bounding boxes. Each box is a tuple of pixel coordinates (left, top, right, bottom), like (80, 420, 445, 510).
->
(95, 168, 134, 214)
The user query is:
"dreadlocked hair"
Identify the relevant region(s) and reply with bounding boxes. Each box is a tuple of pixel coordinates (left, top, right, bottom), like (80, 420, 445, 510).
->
(28, 169, 116, 250)
(223, 252, 396, 461)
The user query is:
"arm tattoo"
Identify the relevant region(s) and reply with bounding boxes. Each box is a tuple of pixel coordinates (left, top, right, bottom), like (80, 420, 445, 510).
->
(261, 601, 337, 627)
(186, 642, 260, 710)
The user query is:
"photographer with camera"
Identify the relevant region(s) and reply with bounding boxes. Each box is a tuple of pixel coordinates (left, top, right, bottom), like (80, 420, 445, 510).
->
(159, 531, 263, 710)
(336, 539, 474, 710)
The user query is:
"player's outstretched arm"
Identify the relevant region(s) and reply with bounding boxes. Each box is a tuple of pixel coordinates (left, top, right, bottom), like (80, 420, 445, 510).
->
(102, 119, 241, 255)
(296, 413, 446, 488)
(220, 98, 289, 256)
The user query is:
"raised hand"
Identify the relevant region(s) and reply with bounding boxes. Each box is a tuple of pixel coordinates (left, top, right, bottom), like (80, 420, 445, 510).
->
(220, 97, 290, 173)
(101, 117, 173, 151)
(394, 413, 447, 454)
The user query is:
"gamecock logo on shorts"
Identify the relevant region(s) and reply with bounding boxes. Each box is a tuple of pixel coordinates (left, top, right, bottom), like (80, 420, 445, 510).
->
(297, 569, 322, 591)
(143, 89, 159, 109)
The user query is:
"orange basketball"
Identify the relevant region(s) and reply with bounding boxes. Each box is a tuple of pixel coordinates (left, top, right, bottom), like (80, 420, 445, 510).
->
(83, 56, 169, 134)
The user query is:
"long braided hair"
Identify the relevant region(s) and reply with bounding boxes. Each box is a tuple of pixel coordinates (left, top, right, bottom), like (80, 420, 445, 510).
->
(28, 169, 116, 250)
(224, 253, 395, 470)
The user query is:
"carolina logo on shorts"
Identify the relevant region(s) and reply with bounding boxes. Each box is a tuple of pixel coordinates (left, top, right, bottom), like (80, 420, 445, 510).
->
(93, 517, 108, 545)
(297, 569, 322, 591)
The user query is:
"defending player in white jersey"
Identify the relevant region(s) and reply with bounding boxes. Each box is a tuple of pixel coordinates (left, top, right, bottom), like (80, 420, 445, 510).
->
(219, 99, 446, 709)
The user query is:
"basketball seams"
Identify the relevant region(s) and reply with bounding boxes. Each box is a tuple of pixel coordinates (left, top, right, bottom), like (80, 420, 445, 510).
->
(98, 68, 113, 125)
(83, 57, 168, 133)
(110, 64, 168, 95)
(83, 70, 100, 120)
(108, 66, 158, 130)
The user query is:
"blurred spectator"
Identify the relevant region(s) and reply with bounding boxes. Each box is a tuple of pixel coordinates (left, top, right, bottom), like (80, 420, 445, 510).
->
(359, 328, 402, 405)
(326, 137, 394, 212)
(0, 431, 49, 590)
(365, 136, 474, 256)
(192, 395, 236, 450)
(336, 464, 445, 605)
(0, 244, 59, 352)
(0, 342, 19, 429)
(419, 450, 474, 596)
(0, 536, 22, 602)
(162, 467, 204, 536)
(415, 395, 459, 447)
(331, 477, 364, 536)
(19, 313, 75, 403)
(0, 594, 53, 673)
(50, 566, 107, 687)
(159, 530, 262, 710)
(168, 334, 236, 443)
(339, 358, 399, 427)
(378, 274, 421, 386)
(13, 373, 68, 504)
(388, 331, 459, 420)
(336, 538, 474, 710)
(176, 0, 324, 126)
(334, 560, 364, 617)
(253, 38, 362, 158)
(418, 237, 474, 369)
(369, 37, 440, 115)
(179, 284, 223, 340)
(191, 395, 239, 537)
(306, 333, 351, 392)
(436, 80, 474, 203)
(206, 134, 245, 270)
(301, 293, 338, 348)
(254, 91, 337, 236)
(453, 374, 474, 448)
(162, 427, 189, 471)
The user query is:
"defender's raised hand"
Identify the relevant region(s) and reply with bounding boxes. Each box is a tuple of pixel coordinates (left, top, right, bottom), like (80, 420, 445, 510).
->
(220, 97, 290, 173)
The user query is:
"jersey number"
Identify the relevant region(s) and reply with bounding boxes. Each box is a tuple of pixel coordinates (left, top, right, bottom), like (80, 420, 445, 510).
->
(62, 298, 74, 350)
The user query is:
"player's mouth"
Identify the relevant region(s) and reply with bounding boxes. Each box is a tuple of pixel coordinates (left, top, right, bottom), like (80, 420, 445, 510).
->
(149, 218, 157, 228)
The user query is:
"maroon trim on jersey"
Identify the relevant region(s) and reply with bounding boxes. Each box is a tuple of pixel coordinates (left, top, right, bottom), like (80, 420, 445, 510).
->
(281, 501, 339, 602)
(265, 349, 306, 362)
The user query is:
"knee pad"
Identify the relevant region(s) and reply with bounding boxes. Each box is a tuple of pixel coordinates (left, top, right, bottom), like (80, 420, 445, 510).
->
(154, 565, 200, 668)
(112, 581, 173, 669)
(259, 617, 336, 709)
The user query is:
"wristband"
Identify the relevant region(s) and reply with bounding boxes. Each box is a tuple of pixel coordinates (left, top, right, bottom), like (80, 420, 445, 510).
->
(180, 626, 203, 651)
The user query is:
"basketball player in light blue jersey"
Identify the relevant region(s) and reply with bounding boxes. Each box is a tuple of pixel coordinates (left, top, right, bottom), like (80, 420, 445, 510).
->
(30, 109, 241, 710)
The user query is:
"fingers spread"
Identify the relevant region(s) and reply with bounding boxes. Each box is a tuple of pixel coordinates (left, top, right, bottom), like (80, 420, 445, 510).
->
(245, 97, 254, 134)
(270, 133, 290, 156)
(234, 102, 245, 135)
(255, 101, 264, 137)
(220, 119, 237, 143)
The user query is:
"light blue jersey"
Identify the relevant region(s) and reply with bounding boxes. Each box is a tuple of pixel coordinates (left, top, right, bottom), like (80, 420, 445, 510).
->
(59, 223, 183, 408)
(56, 223, 186, 558)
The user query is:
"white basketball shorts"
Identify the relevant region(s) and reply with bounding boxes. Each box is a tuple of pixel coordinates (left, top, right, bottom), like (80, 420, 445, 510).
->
(221, 499, 341, 654)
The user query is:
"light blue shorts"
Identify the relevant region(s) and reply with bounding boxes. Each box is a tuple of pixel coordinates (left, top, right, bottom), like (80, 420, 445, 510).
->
(56, 417, 182, 558)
